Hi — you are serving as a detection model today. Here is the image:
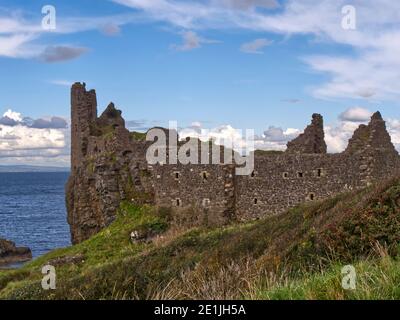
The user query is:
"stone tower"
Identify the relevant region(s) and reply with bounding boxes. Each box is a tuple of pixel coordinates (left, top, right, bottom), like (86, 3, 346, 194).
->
(71, 82, 97, 172)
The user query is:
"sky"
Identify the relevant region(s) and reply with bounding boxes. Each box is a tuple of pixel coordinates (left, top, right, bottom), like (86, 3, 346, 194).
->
(0, 0, 400, 166)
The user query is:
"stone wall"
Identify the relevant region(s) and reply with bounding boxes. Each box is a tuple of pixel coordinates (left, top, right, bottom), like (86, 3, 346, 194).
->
(66, 83, 400, 243)
(235, 153, 364, 220)
(151, 163, 235, 226)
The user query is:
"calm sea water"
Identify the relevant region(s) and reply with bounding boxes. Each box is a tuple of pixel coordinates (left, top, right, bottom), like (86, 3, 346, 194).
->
(0, 172, 71, 258)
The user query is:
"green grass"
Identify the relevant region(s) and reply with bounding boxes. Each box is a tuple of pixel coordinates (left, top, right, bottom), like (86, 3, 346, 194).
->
(130, 131, 146, 141)
(1, 177, 400, 300)
(0, 203, 168, 299)
(252, 254, 400, 300)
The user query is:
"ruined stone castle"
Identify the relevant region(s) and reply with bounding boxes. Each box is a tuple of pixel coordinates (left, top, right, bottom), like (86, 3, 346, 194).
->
(66, 83, 400, 244)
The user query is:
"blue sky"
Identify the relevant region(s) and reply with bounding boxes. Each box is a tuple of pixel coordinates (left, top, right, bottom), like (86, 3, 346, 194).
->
(1, 0, 400, 166)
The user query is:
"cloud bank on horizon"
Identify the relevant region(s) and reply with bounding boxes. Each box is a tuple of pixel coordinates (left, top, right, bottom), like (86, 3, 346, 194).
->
(2, 106, 400, 166)
(3, 106, 398, 167)
(178, 107, 400, 154)
(0, 110, 70, 166)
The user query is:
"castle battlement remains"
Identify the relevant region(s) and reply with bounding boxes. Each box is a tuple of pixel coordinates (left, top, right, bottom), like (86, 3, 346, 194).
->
(66, 83, 400, 244)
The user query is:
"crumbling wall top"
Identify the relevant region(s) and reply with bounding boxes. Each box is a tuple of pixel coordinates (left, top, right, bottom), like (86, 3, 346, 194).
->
(97, 103, 126, 128)
(286, 113, 327, 154)
(345, 111, 398, 155)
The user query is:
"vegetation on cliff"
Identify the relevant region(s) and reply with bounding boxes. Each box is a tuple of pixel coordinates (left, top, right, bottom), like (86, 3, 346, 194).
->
(1, 176, 400, 300)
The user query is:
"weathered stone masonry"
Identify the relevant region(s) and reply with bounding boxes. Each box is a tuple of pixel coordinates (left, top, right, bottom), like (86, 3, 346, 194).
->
(66, 83, 400, 243)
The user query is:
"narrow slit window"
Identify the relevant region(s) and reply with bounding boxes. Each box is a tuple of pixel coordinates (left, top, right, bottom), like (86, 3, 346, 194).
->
(254, 198, 258, 205)
(283, 172, 289, 179)
(317, 169, 323, 177)
(176, 199, 181, 207)
(202, 172, 208, 181)
(298, 172, 304, 178)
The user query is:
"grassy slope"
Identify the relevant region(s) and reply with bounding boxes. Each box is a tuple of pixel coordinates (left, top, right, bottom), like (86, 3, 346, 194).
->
(253, 255, 400, 300)
(1, 177, 400, 300)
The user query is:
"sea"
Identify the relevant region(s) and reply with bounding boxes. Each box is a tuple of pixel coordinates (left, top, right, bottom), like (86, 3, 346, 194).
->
(0, 172, 71, 259)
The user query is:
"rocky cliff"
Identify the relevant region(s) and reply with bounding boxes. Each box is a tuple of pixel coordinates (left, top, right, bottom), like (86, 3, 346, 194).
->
(66, 83, 154, 244)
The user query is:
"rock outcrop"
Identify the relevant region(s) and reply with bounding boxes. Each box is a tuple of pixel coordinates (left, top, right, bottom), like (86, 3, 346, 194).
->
(286, 113, 327, 154)
(0, 239, 32, 266)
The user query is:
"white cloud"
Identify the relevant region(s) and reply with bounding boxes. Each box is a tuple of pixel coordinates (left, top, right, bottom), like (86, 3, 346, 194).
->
(0, 12, 50, 59)
(171, 31, 218, 51)
(0, 125, 65, 151)
(0, 33, 40, 58)
(112, 0, 211, 29)
(339, 107, 373, 122)
(100, 23, 121, 36)
(178, 122, 300, 153)
(324, 120, 360, 153)
(271, 107, 399, 154)
(2, 107, 399, 166)
(39, 45, 88, 63)
(0, 9, 136, 61)
(387, 119, 400, 151)
(215, 0, 279, 10)
(263, 126, 299, 142)
(112, 0, 400, 102)
(50, 80, 75, 87)
(176, 107, 400, 154)
(3, 1, 399, 100)
(240, 38, 272, 54)
(254, 127, 301, 151)
(172, 31, 201, 51)
(178, 124, 255, 152)
(325, 107, 400, 153)
(3, 109, 22, 122)
(0, 109, 70, 166)
(282, 99, 301, 104)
